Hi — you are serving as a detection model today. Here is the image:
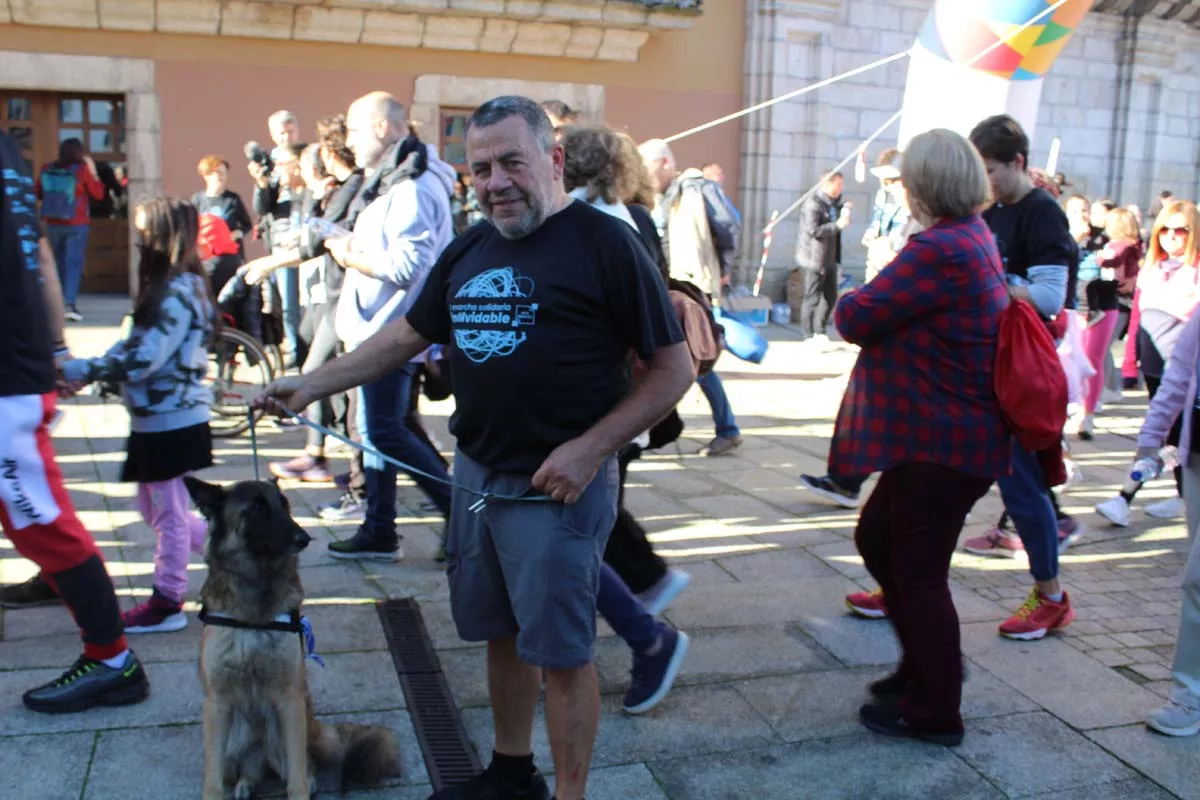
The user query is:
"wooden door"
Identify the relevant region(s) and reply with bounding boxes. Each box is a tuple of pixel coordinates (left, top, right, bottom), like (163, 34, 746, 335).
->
(0, 91, 130, 294)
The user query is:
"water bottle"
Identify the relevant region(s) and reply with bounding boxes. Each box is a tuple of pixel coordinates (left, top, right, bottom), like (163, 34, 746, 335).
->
(1130, 446, 1180, 483)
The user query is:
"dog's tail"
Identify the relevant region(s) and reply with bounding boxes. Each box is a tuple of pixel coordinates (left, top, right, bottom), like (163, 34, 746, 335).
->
(311, 720, 401, 788)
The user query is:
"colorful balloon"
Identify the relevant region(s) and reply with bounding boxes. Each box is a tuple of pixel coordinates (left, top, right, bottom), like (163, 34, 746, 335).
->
(897, 0, 1092, 149)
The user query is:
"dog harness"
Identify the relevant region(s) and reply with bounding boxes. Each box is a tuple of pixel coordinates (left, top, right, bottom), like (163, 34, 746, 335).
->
(198, 606, 326, 667)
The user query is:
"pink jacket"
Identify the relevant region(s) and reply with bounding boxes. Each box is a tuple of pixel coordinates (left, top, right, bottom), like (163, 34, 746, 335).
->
(1138, 304, 1200, 466)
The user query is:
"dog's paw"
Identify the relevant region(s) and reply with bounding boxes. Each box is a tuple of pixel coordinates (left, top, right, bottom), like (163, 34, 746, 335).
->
(233, 779, 255, 800)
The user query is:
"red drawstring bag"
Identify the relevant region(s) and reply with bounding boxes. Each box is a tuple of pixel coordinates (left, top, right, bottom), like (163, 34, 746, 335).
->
(198, 213, 240, 261)
(994, 297, 1068, 452)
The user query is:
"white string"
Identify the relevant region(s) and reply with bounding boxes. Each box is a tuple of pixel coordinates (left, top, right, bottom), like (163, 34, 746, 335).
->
(763, 0, 1073, 235)
(662, 50, 911, 145)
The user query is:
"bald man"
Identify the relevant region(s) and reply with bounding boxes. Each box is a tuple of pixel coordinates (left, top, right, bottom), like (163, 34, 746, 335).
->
(639, 138, 744, 457)
(322, 91, 460, 559)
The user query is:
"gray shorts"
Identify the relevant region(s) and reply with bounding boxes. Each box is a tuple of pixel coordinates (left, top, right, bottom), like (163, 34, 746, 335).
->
(444, 448, 618, 670)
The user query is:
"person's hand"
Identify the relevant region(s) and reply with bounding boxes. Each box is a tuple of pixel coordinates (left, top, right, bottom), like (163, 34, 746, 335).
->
(82, 155, 98, 177)
(254, 375, 315, 417)
(325, 236, 354, 267)
(837, 206, 852, 230)
(248, 162, 270, 188)
(244, 260, 274, 286)
(1134, 446, 1161, 462)
(531, 436, 606, 504)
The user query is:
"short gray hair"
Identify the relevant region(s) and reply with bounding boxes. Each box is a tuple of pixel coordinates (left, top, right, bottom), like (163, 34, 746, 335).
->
(902, 129, 992, 220)
(468, 96, 555, 152)
(269, 109, 296, 127)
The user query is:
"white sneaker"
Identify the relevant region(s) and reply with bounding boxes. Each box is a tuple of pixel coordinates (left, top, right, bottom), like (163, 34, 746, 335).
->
(637, 569, 692, 616)
(1101, 388, 1123, 404)
(1095, 496, 1131, 527)
(1146, 496, 1185, 521)
(1077, 414, 1095, 441)
(1147, 697, 1200, 737)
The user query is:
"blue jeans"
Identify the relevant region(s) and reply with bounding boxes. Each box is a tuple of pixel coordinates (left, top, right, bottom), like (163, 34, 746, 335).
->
(697, 370, 740, 439)
(596, 562, 661, 655)
(272, 266, 301, 356)
(47, 225, 89, 307)
(358, 364, 453, 543)
(996, 443, 1059, 582)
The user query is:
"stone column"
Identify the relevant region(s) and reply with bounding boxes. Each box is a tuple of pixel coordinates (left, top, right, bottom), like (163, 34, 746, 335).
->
(738, 0, 840, 300)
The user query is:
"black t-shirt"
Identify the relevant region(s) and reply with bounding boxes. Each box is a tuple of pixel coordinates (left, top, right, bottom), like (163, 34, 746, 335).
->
(983, 187, 1078, 312)
(406, 200, 685, 473)
(0, 131, 56, 397)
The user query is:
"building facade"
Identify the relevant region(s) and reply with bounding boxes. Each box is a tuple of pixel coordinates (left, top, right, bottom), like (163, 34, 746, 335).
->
(0, 0, 743, 294)
(3, 1, 1200, 299)
(742, 0, 1200, 296)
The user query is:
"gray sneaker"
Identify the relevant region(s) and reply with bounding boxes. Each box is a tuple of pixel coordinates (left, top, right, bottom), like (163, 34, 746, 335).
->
(1147, 696, 1200, 737)
(318, 493, 366, 522)
(701, 435, 743, 457)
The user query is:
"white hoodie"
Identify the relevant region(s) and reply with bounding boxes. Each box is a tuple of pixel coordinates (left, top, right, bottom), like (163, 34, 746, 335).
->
(334, 148, 457, 351)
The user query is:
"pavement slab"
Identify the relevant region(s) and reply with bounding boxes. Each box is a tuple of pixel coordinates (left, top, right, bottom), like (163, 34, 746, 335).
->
(1, 297, 1194, 798)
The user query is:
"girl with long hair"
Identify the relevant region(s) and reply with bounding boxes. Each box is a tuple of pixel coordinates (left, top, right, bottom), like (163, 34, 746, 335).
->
(1096, 200, 1200, 527)
(60, 197, 217, 633)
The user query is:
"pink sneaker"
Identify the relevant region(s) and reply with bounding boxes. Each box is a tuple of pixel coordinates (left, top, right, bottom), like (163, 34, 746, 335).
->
(963, 528, 1024, 559)
(122, 590, 187, 634)
(999, 589, 1074, 640)
(268, 454, 332, 483)
(846, 589, 889, 619)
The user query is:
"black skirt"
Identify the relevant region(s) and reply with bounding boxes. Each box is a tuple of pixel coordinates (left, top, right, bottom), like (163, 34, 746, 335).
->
(121, 422, 213, 483)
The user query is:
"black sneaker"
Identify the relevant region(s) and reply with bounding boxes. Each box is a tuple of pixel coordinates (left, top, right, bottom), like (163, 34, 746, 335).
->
(23, 652, 150, 714)
(799, 474, 861, 509)
(859, 702, 963, 746)
(870, 663, 969, 702)
(328, 527, 402, 562)
(623, 628, 690, 714)
(0, 575, 62, 609)
(427, 763, 550, 799)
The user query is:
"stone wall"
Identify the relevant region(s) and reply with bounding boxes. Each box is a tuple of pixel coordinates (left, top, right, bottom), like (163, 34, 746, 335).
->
(739, 0, 1200, 299)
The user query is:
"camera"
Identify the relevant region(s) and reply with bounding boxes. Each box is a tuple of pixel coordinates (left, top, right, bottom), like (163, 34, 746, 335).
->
(244, 140, 274, 175)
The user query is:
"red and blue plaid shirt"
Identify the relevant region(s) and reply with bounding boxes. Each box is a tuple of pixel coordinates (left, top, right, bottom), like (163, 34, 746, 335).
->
(830, 214, 1013, 480)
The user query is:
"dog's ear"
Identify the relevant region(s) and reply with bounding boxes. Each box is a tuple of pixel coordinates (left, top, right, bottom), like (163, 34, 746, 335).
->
(183, 477, 226, 520)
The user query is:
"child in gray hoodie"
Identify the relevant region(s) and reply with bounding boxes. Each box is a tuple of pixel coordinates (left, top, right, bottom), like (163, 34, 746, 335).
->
(62, 197, 215, 634)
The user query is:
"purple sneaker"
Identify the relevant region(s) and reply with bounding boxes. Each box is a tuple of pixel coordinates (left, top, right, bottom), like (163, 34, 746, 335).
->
(623, 628, 689, 714)
(123, 590, 186, 634)
(269, 454, 333, 483)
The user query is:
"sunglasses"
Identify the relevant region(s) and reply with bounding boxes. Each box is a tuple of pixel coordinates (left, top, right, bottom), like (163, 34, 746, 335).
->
(1161, 227, 1192, 238)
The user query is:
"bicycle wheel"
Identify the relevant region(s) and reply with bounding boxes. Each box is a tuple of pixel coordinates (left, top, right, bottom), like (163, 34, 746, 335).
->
(206, 327, 274, 438)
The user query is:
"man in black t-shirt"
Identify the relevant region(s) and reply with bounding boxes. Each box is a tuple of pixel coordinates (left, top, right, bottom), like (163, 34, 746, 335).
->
(0, 130, 150, 713)
(964, 114, 1077, 643)
(262, 96, 693, 800)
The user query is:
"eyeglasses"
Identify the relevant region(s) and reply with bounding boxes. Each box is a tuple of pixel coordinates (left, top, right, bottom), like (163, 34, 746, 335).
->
(1161, 227, 1192, 238)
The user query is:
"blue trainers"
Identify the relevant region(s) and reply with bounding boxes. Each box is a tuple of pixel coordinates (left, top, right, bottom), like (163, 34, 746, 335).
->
(623, 627, 689, 715)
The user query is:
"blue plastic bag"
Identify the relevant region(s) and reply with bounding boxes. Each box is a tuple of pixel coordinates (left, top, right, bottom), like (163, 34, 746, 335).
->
(713, 306, 769, 364)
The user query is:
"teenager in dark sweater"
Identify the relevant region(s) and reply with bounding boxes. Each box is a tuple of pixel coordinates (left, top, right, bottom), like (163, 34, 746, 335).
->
(190, 156, 252, 256)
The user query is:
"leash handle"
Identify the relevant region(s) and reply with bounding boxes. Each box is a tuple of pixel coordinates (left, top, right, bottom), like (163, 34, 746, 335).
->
(245, 407, 551, 511)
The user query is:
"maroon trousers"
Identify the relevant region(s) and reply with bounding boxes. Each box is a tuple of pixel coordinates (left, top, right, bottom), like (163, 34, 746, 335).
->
(854, 462, 993, 733)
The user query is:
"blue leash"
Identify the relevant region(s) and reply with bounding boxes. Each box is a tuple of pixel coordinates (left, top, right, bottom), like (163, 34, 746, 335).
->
(246, 408, 552, 513)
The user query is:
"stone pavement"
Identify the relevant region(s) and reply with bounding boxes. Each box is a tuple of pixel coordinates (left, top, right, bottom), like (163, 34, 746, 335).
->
(1, 294, 1197, 800)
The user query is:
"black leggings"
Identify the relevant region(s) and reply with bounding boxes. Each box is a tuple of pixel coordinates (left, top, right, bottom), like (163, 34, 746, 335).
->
(603, 444, 669, 595)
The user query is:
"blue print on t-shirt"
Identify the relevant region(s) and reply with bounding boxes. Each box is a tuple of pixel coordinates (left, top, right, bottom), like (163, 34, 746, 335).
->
(450, 267, 538, 363)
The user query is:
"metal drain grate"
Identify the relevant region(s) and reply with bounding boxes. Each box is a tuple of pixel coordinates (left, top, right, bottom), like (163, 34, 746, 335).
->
(377, 597, 482, 791)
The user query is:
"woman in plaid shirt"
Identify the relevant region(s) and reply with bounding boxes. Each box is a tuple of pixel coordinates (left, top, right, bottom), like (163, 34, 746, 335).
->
(832, 129, 1013, 747)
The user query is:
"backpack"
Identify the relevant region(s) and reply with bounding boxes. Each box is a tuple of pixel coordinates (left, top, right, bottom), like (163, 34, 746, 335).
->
(198, 213, 240, 261)
(40, 166, 77, 220)
(994, 297, 1068, 452)
(668, 278, 723, 375)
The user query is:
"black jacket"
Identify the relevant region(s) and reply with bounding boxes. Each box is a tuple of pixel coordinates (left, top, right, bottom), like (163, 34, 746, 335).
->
(795, 190, 843, 273)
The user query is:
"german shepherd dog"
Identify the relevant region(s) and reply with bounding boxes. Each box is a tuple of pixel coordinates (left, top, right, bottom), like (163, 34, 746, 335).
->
(185, 477, 400, 800)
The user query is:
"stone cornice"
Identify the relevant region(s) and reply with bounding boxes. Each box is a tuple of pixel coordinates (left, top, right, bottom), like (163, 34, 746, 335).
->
(2, 0, 700, 61)
(1092, 0, 1200, 30)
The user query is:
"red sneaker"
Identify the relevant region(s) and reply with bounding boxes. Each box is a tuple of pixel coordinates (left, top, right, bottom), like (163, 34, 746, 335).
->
(846, 589, 888, 619)
(963, 528, 1024, 559)
(122, 591, 187, 635)
(998, 589, 1074, 640)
